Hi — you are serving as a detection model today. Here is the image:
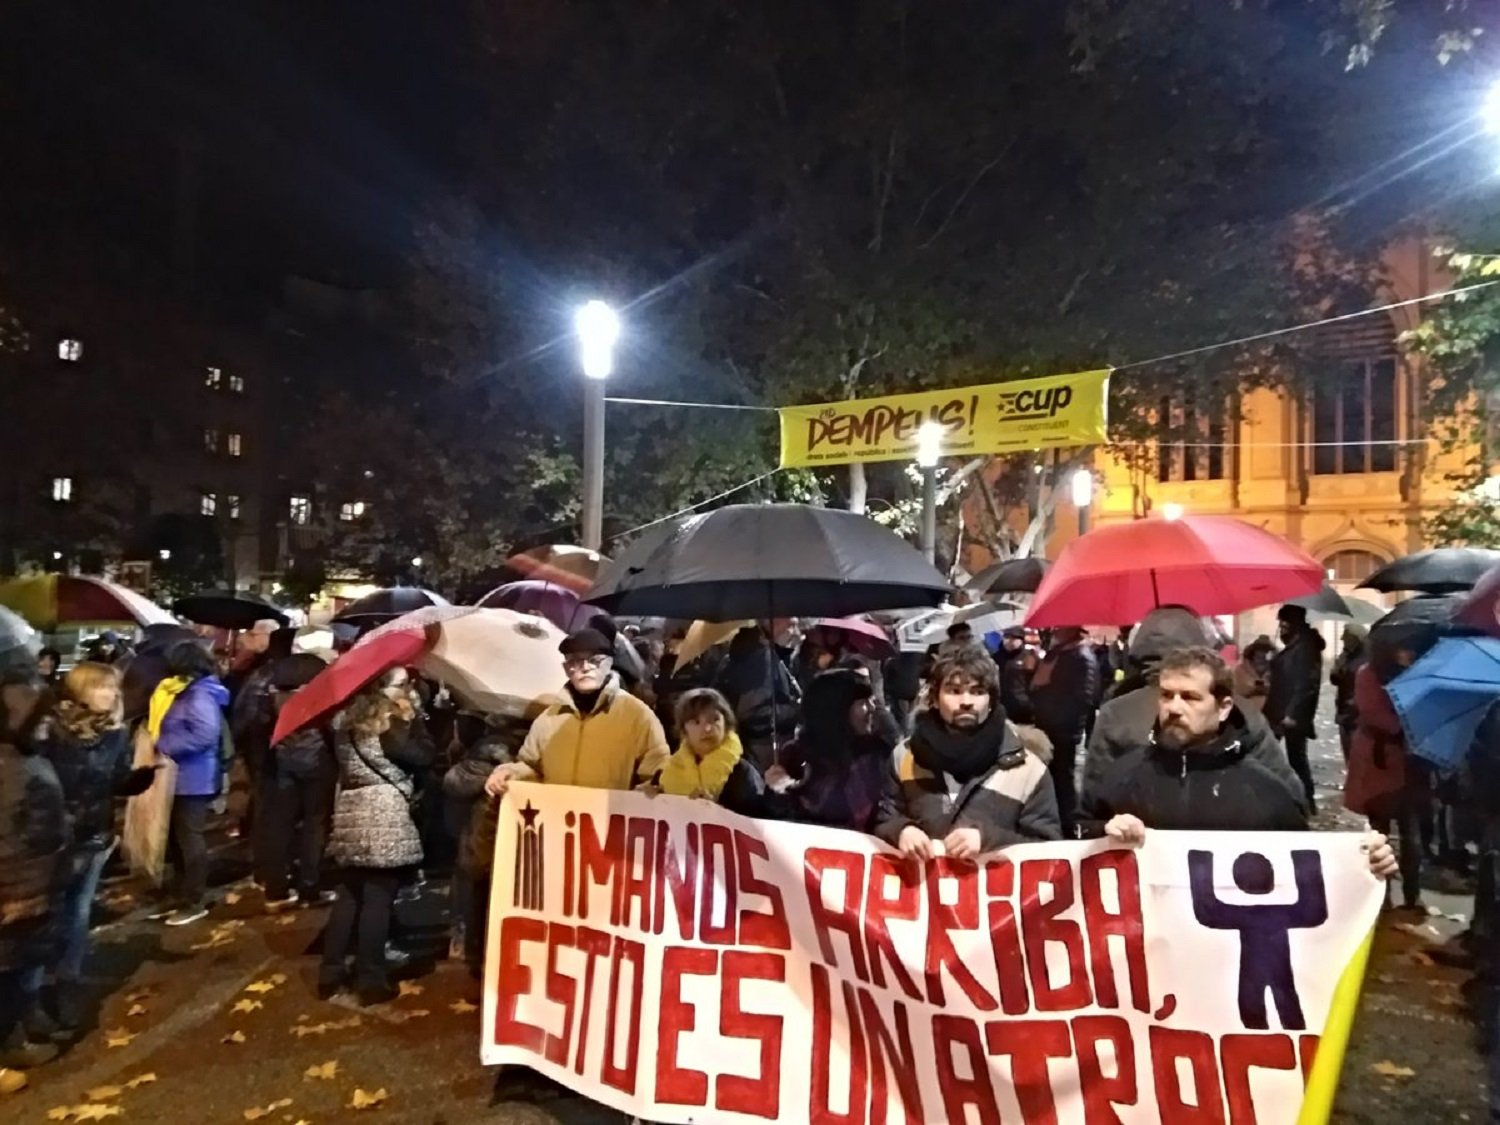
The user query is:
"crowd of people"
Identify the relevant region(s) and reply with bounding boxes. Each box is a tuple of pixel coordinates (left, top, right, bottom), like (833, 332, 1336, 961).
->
(0, 600, 1433, 1093)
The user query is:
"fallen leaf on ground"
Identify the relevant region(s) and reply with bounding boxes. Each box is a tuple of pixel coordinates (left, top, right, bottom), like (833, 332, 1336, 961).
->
(127, 1002, 148, 1016)
(290, 1015, 362, 1038)
(304, 1061, 338, 1080)
(231, 998, 264, 1014)
(244, 979, 278, 994)
(125, 1073, 157, 1089)
(449, 998, 477, 1014)
(273, 914, 297, 927)
(243, 1097, 294, 1120)
(103, 1028, 136, 1048)
(397, 980, 423, 997)
(350, 1087, 388, 1110)
(48, 1109, 71, 1121)
(0, 1069, 27, 1094)
(386, 1009, 430, 1024)
(223, 891, 242, 905)
(222, 1030, 247, 1044)
(85, 1086, 123, 1101)
(271, 973, 287, 984)
(1372, 1060, 1416, 1079)
(1408, 951, 1435, 967)
(73, 1106, 123, 1122)
(123, 989, 154, 1003)
(190, 935, 236, 951)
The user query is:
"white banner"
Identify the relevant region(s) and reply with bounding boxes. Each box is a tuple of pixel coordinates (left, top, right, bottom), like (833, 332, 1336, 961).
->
(482, 783, 1383, 1124)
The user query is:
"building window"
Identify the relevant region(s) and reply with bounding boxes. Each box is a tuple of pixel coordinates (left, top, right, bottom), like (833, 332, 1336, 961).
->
(51, 477, 73, 502)
(289, 496, 311, 526)
(58, 338, 83, 362)
(1326, 549, 1384, 585)
(1157, 394, 1229, 483)
(1312, 357, 1397, 475)
(227, 494, 242, 520)
(227, 432, 243, 457)
(339, 500, 367, 522)
(203, 427, 220, 453)
(205, 366, 222, 389)
(200, 492, 217, 517)
(228, 373, 245, 394)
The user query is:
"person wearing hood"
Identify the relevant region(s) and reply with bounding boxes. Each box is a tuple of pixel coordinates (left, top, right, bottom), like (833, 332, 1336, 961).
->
(875, 646, 1060, 860)
(1083, 647, 1396, 874)
(1264, 604, 1326, 809)
(150, 641, 232, 927)
(485, 628, 670, 797)
(1082, 606, 1301, 814)
(1030, 626, 1099, 835)
(1329, 624, 1368, 762)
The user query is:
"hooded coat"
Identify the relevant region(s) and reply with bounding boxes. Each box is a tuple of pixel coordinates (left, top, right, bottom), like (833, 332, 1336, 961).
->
(777, 669, 895, 834)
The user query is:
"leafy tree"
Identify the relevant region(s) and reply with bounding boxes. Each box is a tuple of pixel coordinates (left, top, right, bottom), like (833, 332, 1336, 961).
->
(144, 514, 227, 602)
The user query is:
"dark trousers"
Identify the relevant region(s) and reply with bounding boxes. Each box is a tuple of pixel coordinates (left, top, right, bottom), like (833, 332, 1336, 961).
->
(1044, 728, 1080, 836)
(168, 795, 213, 908)
(1282, 733, 1315, 809)
(462, 870, 493, 974)
(260, 769, 335, 901)
(1372, 804, 1426, 908)
(0, 968, 29, 1045)
(321, 868, 403, 989)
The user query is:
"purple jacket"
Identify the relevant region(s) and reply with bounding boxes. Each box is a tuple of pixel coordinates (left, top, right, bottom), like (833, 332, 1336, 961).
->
(156, 677, 231, 797)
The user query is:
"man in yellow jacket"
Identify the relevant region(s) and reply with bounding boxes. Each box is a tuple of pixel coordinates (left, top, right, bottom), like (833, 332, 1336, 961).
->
(485, 628, 669, 796)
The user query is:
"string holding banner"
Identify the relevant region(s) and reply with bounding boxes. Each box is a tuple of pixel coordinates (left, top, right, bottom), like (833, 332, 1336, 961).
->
(776, 369, 1110, 469)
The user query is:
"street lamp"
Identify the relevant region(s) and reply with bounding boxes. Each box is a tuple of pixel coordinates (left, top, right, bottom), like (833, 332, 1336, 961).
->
(575, 300, 621, 552)
(411, 556, 424, 570)
(158, 549, 172, 562)
(915, 421, 945, 565)
(1070, 468, 1094, 536)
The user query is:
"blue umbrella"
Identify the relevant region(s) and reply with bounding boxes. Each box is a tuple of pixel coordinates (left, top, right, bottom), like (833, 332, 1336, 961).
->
(1387, 635, 1500, 769)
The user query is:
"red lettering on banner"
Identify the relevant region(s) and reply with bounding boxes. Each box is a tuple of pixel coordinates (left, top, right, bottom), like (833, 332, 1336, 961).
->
(1149, 1026, 1226, 1124)
(718, 951, 786, 1117)
(1221, 1035, 1297, 1125)
(1080, 851, 1151, 1012)
(810, 964, 868, 1125)
(735, 831, 791, 950)
(578, 813, 624, 924)
(601, 937, 645, 1095)
(655, 946, 716, 1106)
(1021, 859, 1093, 1011)
(805, 848, 870, 982)
(543, 923, 577, 1067)
(654, 821, 699, 940)
(986, 1019, 1072, 1124)
(1298, 1035, 1319, 1083)
(620, 816, 655, 931)
(863, 855, 922, 1002)
(926, 858, 997, 1010)
(856, 990, 923, 1125)
(572, 926, 612, 1075)
(1071, 1015, 1139, 1123)
(985, 858, 1032, 1014)
(495, 915, 547, 1052)
(932, 1014, 1002, 1125)
(700, 824, 739, 945)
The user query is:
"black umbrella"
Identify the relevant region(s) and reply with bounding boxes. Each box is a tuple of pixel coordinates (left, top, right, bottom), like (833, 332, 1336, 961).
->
(1367, 594, 1468, 670)
(332, 587, 449, 628)
(965, 557, 1050, 596)
(1284, 584, 1356, 619)
(585, 503, 951, 622)
(1360, 548, 1500, 596)
(174, 589, 290, 630)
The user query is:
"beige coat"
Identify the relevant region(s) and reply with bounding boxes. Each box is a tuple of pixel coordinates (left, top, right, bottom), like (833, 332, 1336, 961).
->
(511, 675, 669, 791)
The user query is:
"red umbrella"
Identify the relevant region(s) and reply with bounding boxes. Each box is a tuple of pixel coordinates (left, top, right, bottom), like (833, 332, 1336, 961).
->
(807, 616, 895, 659)
(1456, 563, 1500, 638)
(1025, 516, 1323, 628)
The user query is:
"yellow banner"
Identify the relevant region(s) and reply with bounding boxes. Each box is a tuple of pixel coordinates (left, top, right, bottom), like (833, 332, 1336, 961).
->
(777, 368, 1110, 468)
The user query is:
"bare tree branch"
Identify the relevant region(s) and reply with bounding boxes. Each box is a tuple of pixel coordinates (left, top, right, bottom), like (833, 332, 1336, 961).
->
(919, 141, 1015, 250)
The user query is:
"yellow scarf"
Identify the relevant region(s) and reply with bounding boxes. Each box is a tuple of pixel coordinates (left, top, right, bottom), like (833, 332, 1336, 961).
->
(659, 731, 744, 800)
(147, 676, 191, 743)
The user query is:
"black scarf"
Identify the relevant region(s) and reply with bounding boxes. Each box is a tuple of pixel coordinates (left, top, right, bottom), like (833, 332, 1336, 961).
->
(909, 709, 1012, 782)
(567, 685, 603, 716)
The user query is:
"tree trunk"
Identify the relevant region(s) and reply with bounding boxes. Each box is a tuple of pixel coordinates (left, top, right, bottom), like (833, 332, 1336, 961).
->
(848, 462, 868, 514)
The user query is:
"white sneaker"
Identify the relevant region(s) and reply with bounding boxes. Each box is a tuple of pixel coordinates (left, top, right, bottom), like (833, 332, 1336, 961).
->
(164, 905, 209, 927)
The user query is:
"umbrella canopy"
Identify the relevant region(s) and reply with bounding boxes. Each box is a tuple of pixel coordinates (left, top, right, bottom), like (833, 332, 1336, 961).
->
(1456, 563, 1500, 639)
(497, 545, 608, 596)
(1388, 635, 1500, 769)
(1024, 516, 1323, 628)
(675, 619, 751, 669)
(1360, 548, 1500, 596)
(273, 606, 565, 743)
(1285, 584, 1385, 625)
(1366, 594, 1466, 670)
(964, 557, 1049, 596)
(475, 580, 591, 633)
(586, 503, 951, 622)
(806, 616, 895, 660)
(0, 606, 41, 673)
(0, 575, 174, 632)
(173, 589, 290, 631)
(121, 627, 206, 721)
(331, 587, 449, 629)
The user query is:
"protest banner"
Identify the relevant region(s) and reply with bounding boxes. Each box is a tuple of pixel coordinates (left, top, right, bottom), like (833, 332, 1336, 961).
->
(482, 783, 1383, 1124)
(776, 369, 1110, 468)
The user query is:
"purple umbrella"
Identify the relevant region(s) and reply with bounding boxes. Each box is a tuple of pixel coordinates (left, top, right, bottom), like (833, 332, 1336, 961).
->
(476, 580, 591, 633)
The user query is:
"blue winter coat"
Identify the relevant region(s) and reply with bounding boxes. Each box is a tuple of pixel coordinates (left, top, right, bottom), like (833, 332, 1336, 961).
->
(156, 677, 231, 797)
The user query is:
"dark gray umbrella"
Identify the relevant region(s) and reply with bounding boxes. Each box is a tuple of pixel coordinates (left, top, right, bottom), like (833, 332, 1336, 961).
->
(586, 503, 951, 622)
(332, 587, 449, 629)
(1360, 548, 1500, 596)
(1367, 594, 1468, 669)
(174, 589, 290, 630)
(965, 557, 1049, 596)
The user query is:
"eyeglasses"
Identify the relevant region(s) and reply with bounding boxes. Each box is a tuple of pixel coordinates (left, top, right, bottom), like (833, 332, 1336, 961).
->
(562, 655, 609, 671)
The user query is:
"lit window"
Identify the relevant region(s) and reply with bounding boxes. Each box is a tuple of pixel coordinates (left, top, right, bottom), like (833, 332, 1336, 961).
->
(205, 366, 222, 389)
(201, 493, 218, 517)
(339, 500, 367, 522)
(51, 477, 73, 502)
(58, 339, 83, 362)
(289, 496, 310, 526)
(228, 374, 245, 394)
(227, 494, 242, 520)
(203, 428, 220, 453)
(227, 432, 243, 457)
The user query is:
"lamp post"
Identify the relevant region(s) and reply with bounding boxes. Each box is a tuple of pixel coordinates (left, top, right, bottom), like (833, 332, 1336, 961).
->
(915, 421, 944, 565)
(575, 300, 620, 552)
(1070, 467, 1094, 537)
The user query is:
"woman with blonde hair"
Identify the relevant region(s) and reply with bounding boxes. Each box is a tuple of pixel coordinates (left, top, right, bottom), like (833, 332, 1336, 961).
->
(319, 670, 424, 1005)
(27, 663, 156, 1034)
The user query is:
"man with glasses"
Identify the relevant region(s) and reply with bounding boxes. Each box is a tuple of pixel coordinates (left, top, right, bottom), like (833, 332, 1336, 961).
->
(485, 627, 669, 796)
